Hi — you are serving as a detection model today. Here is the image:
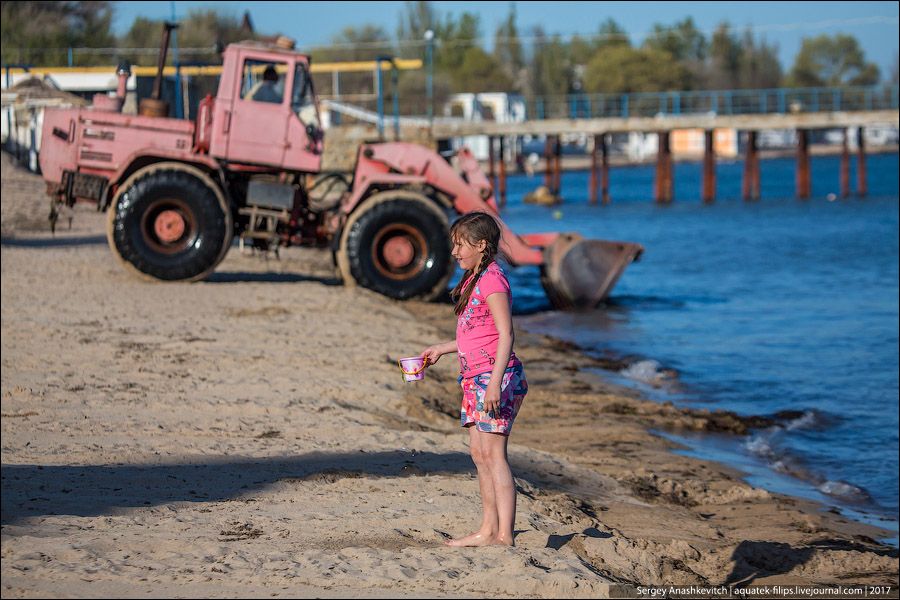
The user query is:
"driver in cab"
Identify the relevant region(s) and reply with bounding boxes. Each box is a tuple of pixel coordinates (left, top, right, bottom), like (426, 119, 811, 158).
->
(249, 65, 282, 104)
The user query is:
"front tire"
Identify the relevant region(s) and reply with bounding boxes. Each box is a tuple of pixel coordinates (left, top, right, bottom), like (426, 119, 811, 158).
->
(107, 163, 233, 281)
(337, 191, 451, 301)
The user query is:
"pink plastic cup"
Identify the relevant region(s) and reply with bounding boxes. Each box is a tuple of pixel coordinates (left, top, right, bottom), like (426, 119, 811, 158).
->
(398, 356, 427, 382)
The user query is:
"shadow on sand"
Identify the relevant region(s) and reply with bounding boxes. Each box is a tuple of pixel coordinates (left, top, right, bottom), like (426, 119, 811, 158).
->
(725, 539, 898, 585)
(0, 234, 106, 248)
(1, 450, 471, 525)
(206, 271, 342, 285)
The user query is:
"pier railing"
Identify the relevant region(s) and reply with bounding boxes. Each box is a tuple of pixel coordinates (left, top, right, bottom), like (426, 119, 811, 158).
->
(321, 85, 899, 122)
(319, 85, 900, 130)
(530, 85, 900, 120)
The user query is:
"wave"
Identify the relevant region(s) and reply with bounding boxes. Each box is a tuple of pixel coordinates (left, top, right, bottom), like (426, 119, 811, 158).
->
(818, 480, 873, 503)
(744, 413, 875, 506)
(785, 410, 821, 431)
(745, 436, 774, 458)
(618, 359, 678, 387)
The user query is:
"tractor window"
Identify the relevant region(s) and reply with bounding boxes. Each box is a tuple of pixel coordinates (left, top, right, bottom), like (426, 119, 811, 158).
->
(241, 60, 286, 104)
(291, 63, 320, 128)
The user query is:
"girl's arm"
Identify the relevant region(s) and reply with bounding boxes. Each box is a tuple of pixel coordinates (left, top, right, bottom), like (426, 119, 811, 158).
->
(484, 292, 514, 413)
(420, 340, 457, 365)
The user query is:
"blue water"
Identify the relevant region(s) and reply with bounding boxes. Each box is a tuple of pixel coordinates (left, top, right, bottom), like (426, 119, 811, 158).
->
(496, 152, 899, 542)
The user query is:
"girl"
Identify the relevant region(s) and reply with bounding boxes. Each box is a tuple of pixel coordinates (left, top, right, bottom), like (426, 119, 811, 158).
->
(421, 212, 528, 547)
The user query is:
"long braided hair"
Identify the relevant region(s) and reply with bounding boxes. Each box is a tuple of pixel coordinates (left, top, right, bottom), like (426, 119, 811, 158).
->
(449, 212, 502, 316)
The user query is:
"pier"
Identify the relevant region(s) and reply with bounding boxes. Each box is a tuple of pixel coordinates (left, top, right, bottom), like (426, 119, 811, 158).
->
(430, 108, 899, 204)
(325, 84, 899, 204)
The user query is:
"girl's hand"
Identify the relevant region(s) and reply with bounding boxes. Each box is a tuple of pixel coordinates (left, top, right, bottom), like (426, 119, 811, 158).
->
(420, 345, 444, 365)
(483, 381, 501, 415)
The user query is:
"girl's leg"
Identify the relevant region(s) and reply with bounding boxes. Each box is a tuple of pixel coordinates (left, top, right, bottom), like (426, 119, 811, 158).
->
(479, 430, 516, 546)
(445, 427, 499, 547)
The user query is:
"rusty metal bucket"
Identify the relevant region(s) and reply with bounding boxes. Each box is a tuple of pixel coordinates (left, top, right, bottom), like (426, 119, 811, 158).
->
(138, 98, 169, 117)
(540, 233, 643, 309)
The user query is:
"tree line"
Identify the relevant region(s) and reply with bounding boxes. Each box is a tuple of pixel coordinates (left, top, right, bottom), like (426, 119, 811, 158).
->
(2, 0, 896, 110)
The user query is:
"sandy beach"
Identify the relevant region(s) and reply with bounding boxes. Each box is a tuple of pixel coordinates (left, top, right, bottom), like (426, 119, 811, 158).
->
(2, 150, 898, 598)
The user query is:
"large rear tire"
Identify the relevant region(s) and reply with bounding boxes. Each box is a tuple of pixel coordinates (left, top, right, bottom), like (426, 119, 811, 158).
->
(336, 190, 452, 301)
(106, 163, 233, 282)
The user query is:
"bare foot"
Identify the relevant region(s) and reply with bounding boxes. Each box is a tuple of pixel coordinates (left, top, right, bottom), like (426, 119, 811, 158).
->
(444, 531, 496, 547)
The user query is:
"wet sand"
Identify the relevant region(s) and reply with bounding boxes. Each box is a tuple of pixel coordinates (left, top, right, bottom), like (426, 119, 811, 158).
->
(2, 151, 897, 597)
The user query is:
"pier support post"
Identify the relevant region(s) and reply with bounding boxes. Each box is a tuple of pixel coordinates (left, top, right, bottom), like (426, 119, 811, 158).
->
(488, 135, 496, 187)
(498, 136, 507, 208)
(840, 128, 850, 198)
(587, 135, 610, 204)
(543, 136, 553, 191)
(856, 127, 867, 197)
(702, 129, 716, 203)
(589, 135, 599, 204)
(742, 131, 760, 201)
(600, 133, 610, 205)
(655, 131, 672, 203)
(796, 129, 810, 199)
(553, 135, 562, 198)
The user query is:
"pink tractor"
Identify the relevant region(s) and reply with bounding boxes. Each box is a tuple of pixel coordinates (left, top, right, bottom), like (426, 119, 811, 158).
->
(38, 33, 642, 308)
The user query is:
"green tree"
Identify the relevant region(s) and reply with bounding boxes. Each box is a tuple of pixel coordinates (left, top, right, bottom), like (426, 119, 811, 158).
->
(788, 34, 879, 87)
(706, 23, 783, 89)
(529, 27, 573, 99)
(118, 9, 253, 66)
(433, 11, 480, 73)
(397, 3, 510, 110)
(425, 11, 510, 93)
(594, 18, 630, 51)
(736, 29, 782, 89)
(568, 34, 595, 67)
(1, 1, 116, 66)
(583, 45, 689, 94)
(455, 46, 511, 93)
(395, 1, 437, 115)
(493, 3, 524, 92)
(396, 0, 437, 59)
(310, 24, 393, 63)
(708, 22, 741, 88)
(643, 17, 706, 63)
(642, 17, 706, 89)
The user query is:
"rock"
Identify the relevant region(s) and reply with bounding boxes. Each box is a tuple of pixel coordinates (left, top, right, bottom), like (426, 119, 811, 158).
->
(523, 186, 559, 205)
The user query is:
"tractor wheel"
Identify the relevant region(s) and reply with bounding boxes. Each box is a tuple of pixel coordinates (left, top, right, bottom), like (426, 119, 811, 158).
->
(336, 190, 452, 301)
(106, 162, 233, 282)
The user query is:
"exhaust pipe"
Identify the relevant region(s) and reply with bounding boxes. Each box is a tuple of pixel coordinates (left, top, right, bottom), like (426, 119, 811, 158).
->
(90, 60, 131, 112)
(116, 61, 131, 102)
(139, 22, 178, 117)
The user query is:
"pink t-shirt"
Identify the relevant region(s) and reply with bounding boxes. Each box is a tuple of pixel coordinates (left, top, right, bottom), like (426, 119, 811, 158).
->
(456, 262, 521, 378)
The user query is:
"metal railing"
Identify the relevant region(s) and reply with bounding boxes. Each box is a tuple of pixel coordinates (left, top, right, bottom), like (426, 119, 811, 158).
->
(528, 85, 899, 120)
(318, 85, 899, 125)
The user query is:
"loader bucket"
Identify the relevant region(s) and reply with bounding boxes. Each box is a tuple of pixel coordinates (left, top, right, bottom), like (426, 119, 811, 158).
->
(540, 233, 643, 309)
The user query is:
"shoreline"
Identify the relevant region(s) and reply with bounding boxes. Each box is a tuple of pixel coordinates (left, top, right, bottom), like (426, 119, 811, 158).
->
(506, 326, 899, 541)
(403, 299, 898, 532)
(400, 299, 900, 577)
(2, 150, 898, 596)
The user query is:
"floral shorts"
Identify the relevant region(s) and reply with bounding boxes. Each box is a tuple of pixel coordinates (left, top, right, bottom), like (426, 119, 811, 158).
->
(458, 364, 527, 435)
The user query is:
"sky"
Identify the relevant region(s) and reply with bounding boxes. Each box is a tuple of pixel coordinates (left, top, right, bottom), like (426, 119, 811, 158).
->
(113, 1, 900, 78)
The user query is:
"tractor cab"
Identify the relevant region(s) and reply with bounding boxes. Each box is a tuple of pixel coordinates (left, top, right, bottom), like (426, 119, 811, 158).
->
(208, 42, 324, 173)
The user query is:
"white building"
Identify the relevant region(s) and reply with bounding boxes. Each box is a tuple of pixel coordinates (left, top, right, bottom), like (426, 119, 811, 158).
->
(1, 77, 89, 172)
(443, 92, 526, 160)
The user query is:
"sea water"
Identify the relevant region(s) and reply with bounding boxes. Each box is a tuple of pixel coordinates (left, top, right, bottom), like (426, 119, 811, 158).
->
(496, 152, 899, 543)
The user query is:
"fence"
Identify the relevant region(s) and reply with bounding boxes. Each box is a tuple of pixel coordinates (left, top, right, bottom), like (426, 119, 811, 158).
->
(527, 85, 900, 120)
